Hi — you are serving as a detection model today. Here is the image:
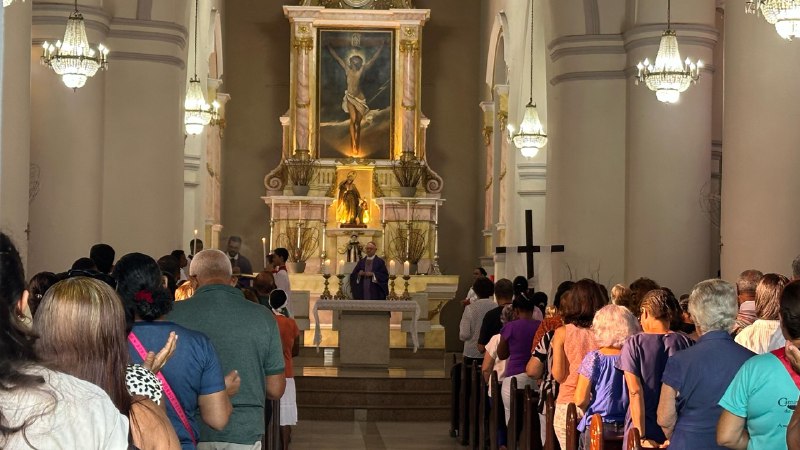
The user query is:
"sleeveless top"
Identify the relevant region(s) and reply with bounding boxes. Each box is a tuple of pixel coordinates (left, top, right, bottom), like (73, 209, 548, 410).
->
(556, 324, 599, 404)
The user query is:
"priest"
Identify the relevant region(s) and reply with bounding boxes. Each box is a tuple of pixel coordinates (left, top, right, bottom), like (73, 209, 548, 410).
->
(349, 241, 389, 300)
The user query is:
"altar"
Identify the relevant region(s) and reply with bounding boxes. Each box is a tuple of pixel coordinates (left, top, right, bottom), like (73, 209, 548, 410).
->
(313, 299, 420, 367)
(260, 4, 458, 349)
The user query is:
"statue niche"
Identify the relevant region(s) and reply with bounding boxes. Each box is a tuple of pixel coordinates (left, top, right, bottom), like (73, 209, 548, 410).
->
(335, 170, 371, 227)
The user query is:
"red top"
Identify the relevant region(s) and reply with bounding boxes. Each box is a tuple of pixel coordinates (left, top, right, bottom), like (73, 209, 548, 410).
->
(273, 314, 300, 378)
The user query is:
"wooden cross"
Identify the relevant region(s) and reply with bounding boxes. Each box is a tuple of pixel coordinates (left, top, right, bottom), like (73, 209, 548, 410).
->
(496, 210, 565, 280)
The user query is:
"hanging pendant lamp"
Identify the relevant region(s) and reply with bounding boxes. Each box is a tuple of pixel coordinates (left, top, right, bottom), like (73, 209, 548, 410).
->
(511, 0, 547, 158)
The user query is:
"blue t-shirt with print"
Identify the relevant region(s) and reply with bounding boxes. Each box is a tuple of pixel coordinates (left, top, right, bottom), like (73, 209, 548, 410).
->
(576, 350, 628, 432)
(719, 349, 800, 450)
(129, 321, 226, 450)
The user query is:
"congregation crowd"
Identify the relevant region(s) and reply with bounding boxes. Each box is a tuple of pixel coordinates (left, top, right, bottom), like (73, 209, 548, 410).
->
(0, 232, 301, 450)
(461, 265, 800, 450)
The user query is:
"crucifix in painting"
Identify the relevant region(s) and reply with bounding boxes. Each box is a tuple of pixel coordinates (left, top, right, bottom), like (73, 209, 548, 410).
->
(496, 209, 564, 280)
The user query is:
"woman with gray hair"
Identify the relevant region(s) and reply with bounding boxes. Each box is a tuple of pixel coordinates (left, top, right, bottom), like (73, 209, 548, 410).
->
(656, 279, 754, 449)
(574, 304, 641, 449)
(734, 273, 790, 354)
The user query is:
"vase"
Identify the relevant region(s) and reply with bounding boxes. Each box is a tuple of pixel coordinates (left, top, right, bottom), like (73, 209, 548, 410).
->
(399, 186, 416, 198)
(291, 185, 310, 196)
(287, 262, 306, 273)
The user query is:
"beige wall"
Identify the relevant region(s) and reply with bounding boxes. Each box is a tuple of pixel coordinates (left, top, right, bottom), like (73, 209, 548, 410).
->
(222, 1, 483, 295)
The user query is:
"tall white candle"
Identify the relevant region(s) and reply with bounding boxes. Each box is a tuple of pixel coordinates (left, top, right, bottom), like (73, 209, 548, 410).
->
(339, 259, 345, 274)
(193, 229, 198, 254)
(296, 222, 302, 250)
(403, 260, 410, 276)
(381, 199, 385, 222)
(262, 237, 267, 268)
(389, 260, 396, 276)
(324, 259, 331, 275)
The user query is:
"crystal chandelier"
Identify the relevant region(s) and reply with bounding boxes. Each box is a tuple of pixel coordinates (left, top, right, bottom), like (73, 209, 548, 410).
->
(40, 0, 109, 90)
(511, 0, 547, 158)
(746, 0, 800, 40)
(635, 0, 702, 104)
(184, 0, 218, 135)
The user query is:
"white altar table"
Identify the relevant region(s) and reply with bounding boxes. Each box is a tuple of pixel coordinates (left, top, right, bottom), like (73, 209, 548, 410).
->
(313, 300, 421, 361)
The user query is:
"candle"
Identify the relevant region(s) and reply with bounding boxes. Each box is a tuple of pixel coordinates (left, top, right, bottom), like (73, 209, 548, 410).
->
(389, 260, 396, 276)
(381, 199, 385, 223)
(296, 222, 302, 250)
(339, 259, 345, 274)
(324, 259, 331, 275)
(403, 260, 410, 276)
(193, 229, 198, 254)
(262, 237, 267, 268)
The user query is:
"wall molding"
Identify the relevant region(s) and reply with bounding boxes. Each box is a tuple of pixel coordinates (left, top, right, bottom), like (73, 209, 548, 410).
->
(111, 51, 185, 69)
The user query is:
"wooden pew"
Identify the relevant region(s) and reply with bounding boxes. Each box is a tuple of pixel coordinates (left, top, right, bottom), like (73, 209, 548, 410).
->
(508, 377, 520, 450)
(450, 354, 460, 438)
(565, 403, 579, 450)
(489, 372, 501, 450)
(544, 391, 558, 450)
(588, 414, 623, 450)
(470, 362, 480, 449)
(459, 360, 471, 445)
(479, 367, 488, 450)
(626, 428, 642, 450)
(262, 399, 281, 450)
(521, 385, 543, 450)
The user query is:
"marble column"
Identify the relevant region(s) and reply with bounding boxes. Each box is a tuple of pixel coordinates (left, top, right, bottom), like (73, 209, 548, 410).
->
(624, 1, 717, 293)
(0, 2, 32, 261)
(544, 6, 628, 288)
(29, 1, 109, 274)
(292, 20, 313, 154)
(720, 3, 800, 277)
(400, 26, 420, 157)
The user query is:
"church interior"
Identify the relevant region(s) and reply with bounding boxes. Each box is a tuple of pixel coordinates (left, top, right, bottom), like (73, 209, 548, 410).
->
(3, 0, 800, 448)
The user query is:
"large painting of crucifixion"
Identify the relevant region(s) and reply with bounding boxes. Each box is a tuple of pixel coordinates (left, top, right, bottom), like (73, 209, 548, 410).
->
(317, 29, 394, 160)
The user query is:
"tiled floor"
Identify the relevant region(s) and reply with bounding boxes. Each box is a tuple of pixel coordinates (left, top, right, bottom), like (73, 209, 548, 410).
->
(289, 420, 464, 450)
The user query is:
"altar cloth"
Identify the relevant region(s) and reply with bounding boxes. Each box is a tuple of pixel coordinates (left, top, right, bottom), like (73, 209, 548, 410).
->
(312, 299, 421, 352)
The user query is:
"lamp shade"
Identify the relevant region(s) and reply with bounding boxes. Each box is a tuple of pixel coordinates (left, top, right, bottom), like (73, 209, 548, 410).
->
(512, 101, 547, 156)
(184, 76, 212, 135)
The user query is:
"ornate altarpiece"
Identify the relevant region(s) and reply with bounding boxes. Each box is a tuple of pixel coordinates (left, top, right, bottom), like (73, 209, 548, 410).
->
(262, 2, 447, 277)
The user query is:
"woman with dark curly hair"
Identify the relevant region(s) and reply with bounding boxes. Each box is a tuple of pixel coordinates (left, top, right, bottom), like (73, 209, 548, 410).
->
(0, 232, 128, 449)
(617, 289, 693, 447)
(116, 252, 235, 450)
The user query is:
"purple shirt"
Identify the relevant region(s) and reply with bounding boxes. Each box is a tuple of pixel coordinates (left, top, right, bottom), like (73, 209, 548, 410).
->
(616, 332, 694, 443)
(576, 350, 628, 432)
(500, 319, 541, 377)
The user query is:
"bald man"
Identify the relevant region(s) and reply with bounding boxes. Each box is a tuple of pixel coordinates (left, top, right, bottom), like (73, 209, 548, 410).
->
(349, 241, 389, 300)
(169, 249, 285, 448)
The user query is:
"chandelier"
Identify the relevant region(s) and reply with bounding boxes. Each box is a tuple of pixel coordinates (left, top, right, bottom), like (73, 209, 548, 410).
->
(184, 0, 218, 135)
(40, 0, 109, 90)
(746, 0, 800, 40)
(511, 0, 547, 158)
(635, 0, 702, 104)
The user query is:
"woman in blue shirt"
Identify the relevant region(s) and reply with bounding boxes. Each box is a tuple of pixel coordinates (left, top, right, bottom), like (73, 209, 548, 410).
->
(574, 304, 641, 449)
(657, 279, 754, 449)
(718, 280, 800, 450)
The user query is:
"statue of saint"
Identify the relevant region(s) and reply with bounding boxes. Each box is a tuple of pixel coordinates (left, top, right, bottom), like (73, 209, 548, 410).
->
(326, 36, 385, 156)
(345, 234, 363, 262)
(337, 171, 362, 226)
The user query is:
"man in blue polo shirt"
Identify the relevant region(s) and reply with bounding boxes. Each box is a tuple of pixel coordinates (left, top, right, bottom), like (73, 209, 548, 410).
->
(170, 249, 285, 449)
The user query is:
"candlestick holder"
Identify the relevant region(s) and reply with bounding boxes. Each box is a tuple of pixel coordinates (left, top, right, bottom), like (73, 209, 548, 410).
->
(387, 275, 399, 300)
(320, 274, 332, 299)
(401, 275, 411, 300)
(334, 274, 347, 300)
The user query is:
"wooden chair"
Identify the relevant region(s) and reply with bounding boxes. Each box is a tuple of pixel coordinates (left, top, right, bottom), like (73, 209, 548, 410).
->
(544, 391, 558, 450)
(470, 363, 480, 449)
(626, 428, 642, 450)
(489, 372, 501, 450)
(588, 414, 623, 450)
(521, 385, 543, 450)
(565, 403, 579, 450)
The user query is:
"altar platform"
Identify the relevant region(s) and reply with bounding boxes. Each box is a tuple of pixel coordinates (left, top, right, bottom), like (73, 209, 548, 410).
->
(294, 346, 456, 421)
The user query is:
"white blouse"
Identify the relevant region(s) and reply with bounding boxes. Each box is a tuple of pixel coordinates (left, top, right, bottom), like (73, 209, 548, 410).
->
(734, 319, 786, 354)
(0, 366, 129, 449)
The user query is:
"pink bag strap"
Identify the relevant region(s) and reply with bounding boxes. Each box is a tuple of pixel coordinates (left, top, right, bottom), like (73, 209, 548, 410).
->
(128, 332, 196, 445)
